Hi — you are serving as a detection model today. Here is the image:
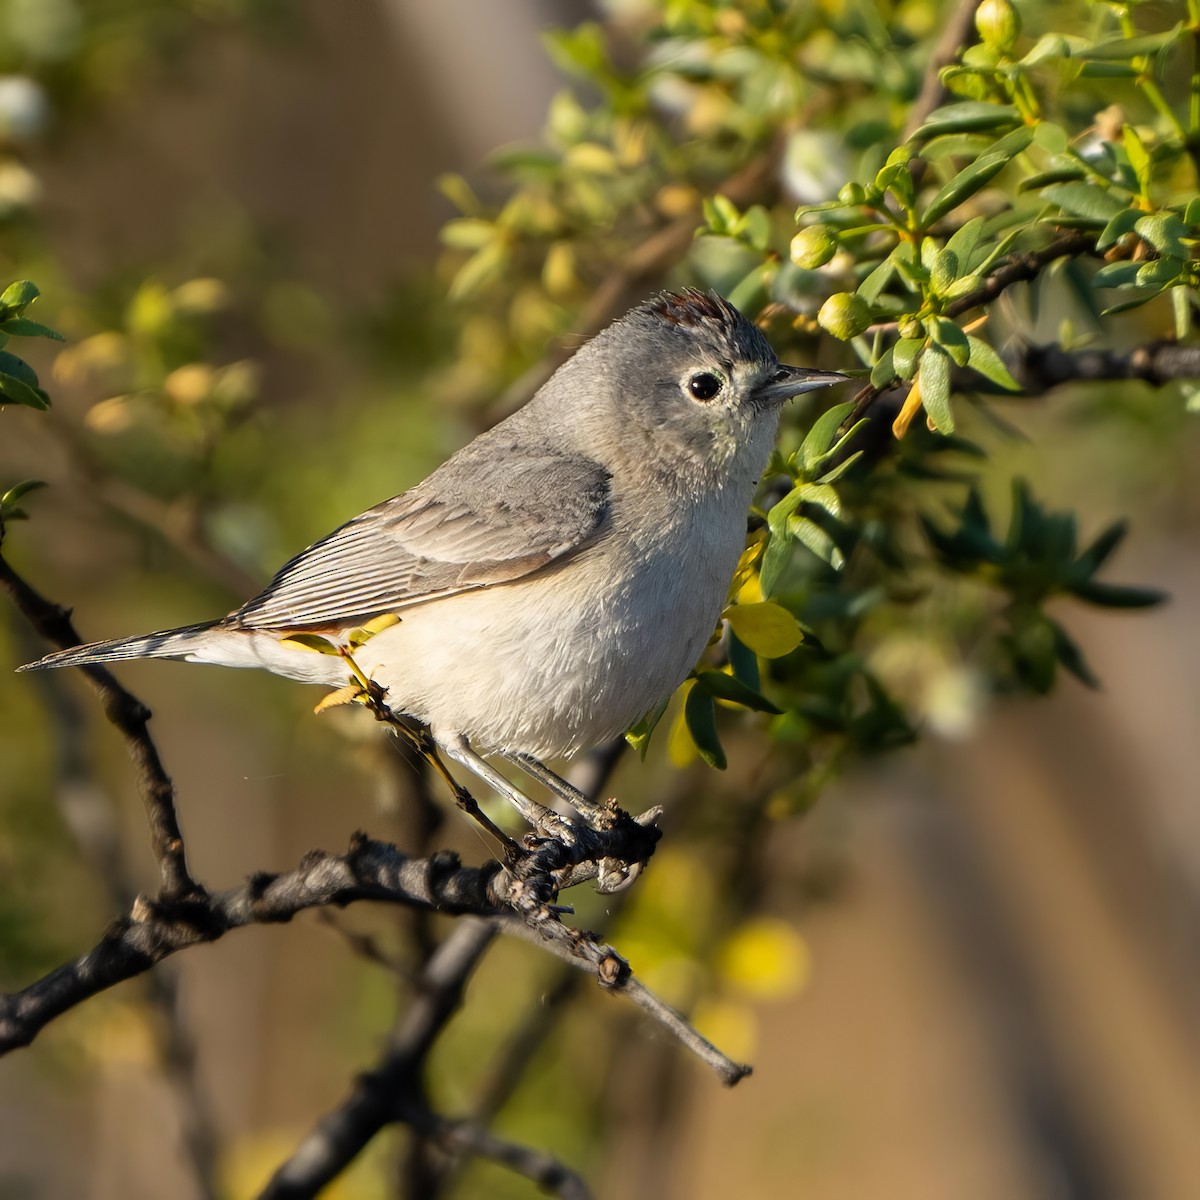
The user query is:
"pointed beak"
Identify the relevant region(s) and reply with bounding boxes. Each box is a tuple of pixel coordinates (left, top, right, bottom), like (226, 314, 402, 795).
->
(756, 364, 849, 406)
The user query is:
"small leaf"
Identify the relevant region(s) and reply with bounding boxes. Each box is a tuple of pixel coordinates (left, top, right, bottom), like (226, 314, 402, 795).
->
(724, 602, 804, 657)
(1078, 28, 1183, 61)
(0, 280, 39, 313)
(1133, 213, 1189, 259)
(910, 101, 1022, 140)
(966, 335, 1021, 389)
(1092, 260, 1142, 288)
(684, 683, 727, 770)
(1096, 208, 1142, 250)
(1067, 580, 1166, 608)
(930, 317, 970, 366)
(625, 698, 669, 760)
(727, 629, 760, 691)
(893, 337, 924, 379)
(1049, 619, 1099, 689)
(696, 670, 782, 714)
(918, 343, 954, 433)
(0, 479, 47, 512)
(1043, 182, 1127, 223)
(0, 371, 49, 410)
(279, 633, 343, 655)
(0, 317, 64, 341)
(799, 401, 856, 472)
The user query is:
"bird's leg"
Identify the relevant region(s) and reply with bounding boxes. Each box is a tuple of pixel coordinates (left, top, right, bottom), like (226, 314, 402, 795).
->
(499, 752, 606, 824)
(407, 728, 521, 856)
(438, 733, 576, 841)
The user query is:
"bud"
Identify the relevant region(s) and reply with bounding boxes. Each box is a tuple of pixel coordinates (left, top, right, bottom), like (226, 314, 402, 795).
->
(975, 0, 1021, 52)
(789, 225, 838, 269)
(818, 292, 872, 340)
(837, 181, 867, 207)
(898, 315, 925, 340)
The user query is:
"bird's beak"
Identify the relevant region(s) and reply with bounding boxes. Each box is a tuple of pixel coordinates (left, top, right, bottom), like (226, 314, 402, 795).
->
(756, 364, 849, 406)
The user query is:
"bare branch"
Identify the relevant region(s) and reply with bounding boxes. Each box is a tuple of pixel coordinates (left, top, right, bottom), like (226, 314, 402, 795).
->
(0, 549, 199, 899)
(903, 0, 984, 142)
(1004, 339, 1200, 392)
(0, 834, 507, 1054)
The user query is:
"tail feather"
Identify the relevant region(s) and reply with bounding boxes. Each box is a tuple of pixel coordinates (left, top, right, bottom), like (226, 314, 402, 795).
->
(17, 621, 221, 672)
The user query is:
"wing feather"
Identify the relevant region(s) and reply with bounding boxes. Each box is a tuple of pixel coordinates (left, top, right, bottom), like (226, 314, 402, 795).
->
(229, 449, 611, 630)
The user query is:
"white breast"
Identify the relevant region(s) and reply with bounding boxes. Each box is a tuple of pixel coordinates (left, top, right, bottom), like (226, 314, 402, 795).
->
(355, 479, 751, 758)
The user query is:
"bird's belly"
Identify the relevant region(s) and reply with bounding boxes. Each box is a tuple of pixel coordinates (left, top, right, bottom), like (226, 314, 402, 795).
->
(356, 530, 738, 758)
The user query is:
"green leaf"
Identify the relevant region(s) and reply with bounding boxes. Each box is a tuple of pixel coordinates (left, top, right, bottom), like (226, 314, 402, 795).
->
(1018, 168, 1088, 192)
(930, 317, 969, 366)
(918, 342, 954, 433)
(684, 683, 727, 769)
(1133, 213, 1188, 258)
(1067, 580, 1166, 608)
(857, 255, 896, 303)
(799, 401, 855, 473)
(1043, 182, 1128, 223)
(696, 670, 782, 714)
(945, 216, 986, 268)
(0, 280, 39, 313)
(1078, 28, 1183, 61)
(1122, 125, 1151, 187)
(1092, 260, 1142, 288)
(1, 479, 46, 507)
(910, 101, 1022, 140)
(0, 371, 49, 410)
(1075, 519, 1127, 576)
(1096, 208, 1142, 250)
(893, 337, 923, 379)
(0, 316, 64, 342)
(1049, 618, 1099, 689)
(965, 335, 1021, 389)
(727, 630, 760, 691)
(625, 698, 669, 760)
(0, 350, 39, 387)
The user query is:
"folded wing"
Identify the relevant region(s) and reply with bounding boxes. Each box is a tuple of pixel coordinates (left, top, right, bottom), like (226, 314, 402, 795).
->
(229, 449, 612, 630)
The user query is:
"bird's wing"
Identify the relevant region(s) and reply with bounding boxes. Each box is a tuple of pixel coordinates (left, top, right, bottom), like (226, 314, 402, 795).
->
(230, 449, 612, 630)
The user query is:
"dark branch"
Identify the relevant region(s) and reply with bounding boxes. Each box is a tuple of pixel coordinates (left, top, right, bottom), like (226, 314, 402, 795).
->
(903, 0, 983, 142)
(0, 549, 198, 899)
(848, 229, 1101, 423)
(1004, 339, 1200, 392)
(0, 833, 507, 1054)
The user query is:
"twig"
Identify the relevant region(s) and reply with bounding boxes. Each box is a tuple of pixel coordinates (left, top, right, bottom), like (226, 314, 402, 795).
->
(848, 229, 1100, 423)
(260, 918, 499, 1200)
(0, 549, 199, 900)
(408, 1107, 592, 1200)
(19, 648, 221, 1197)
(903, 0, 984, 142)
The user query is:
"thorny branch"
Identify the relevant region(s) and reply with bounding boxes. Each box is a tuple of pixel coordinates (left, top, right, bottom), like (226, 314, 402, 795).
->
(0, 549, 199, 900)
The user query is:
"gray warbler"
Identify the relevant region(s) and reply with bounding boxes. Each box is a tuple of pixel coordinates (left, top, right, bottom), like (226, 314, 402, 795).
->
(22, 290, 845, 827)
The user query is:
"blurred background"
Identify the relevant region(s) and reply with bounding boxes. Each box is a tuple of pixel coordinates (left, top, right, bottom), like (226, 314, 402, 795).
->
(1, 1, 1199, 1198)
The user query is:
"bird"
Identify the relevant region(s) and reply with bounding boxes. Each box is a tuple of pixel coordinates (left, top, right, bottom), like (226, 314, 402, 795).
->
(21, 290, 845, 829)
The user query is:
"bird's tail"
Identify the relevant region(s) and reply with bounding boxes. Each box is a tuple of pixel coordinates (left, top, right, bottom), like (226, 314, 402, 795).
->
(17, 621, 222, 672)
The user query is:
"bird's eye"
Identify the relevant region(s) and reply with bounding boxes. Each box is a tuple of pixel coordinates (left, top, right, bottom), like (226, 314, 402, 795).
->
(687, 371, 723, 401)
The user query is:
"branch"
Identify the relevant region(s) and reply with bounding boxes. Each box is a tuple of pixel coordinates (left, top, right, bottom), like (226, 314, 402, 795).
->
(1004, 339, 1200, 392)
(903, 0, 983, 142)
(0, 549, 199, 899)
(848, 229, 1100, 423)
(0, 833, 507, 1054)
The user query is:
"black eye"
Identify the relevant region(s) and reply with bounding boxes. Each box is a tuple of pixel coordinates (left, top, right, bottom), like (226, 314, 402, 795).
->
(688, 371, 722, 401)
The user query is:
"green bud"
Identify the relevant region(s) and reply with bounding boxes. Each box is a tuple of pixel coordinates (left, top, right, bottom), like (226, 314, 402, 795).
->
(975, 0, 1021, 52)
(838, 182, 867, 207)
(898, 315, 925, 340)
(818, 292, 872, 340)
(790, 225, 839, 269)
